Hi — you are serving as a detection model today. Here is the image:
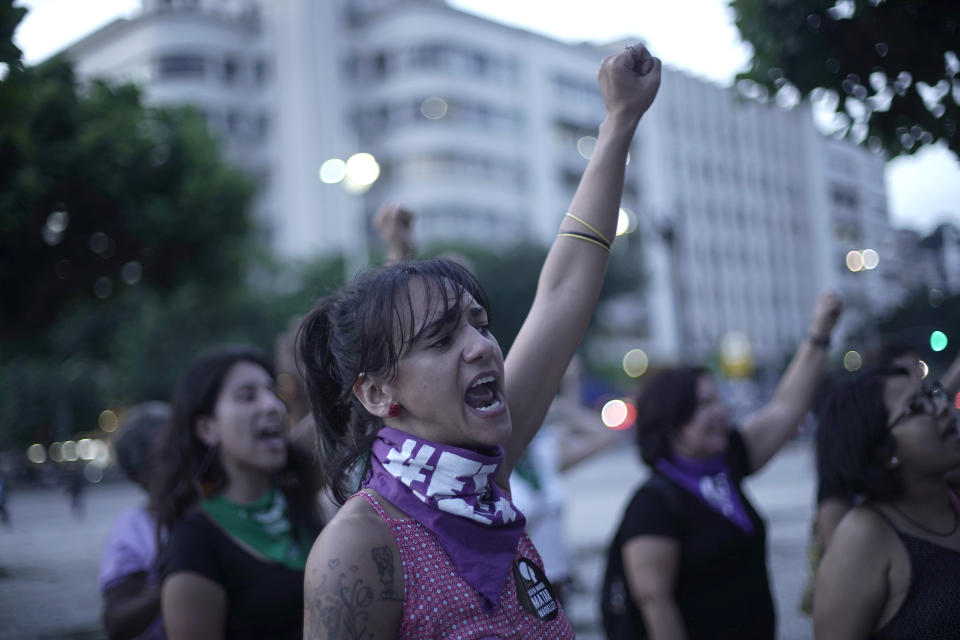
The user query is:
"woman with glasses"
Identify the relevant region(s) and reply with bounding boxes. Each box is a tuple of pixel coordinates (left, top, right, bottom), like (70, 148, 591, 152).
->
(813, 366, 960, 639)
(815, 345, 960, 550)
(600, 292, 842, 640)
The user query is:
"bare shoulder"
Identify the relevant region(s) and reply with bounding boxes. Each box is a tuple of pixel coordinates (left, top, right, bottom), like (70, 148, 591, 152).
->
(818, 504, 901, 591)
(832, 504, 899, 549)
(303, 495, 404, 640)
(814, 505, 899, 638)
(816, 505, 898, 600)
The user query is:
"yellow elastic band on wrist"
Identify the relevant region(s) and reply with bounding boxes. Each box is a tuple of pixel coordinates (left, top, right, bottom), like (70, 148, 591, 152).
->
(557, 231, 611, 253)
(565, 212, 613, 246)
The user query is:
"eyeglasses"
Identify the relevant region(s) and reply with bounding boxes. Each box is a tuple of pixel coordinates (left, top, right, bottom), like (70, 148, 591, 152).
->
(887, 381, 949, 429)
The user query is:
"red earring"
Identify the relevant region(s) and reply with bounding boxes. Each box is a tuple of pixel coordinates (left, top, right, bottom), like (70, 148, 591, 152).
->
(388, 403, 401, 417)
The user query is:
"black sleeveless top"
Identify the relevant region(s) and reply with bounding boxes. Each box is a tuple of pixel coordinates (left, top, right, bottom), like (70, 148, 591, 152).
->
(870, 510, 960, 640)
(601, 431, 774, 640)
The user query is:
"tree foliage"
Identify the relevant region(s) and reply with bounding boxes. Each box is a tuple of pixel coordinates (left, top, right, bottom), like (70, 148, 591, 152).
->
(0, 28, 268, 448)
(0, 58, 256, 343)
(732, 0, 959, 159)
(0, 0, 24, 71)
(847, 287, 960, 375)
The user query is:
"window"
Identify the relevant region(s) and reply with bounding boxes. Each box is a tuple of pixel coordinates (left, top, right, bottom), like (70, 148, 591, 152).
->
(255, 113, 269, 139)
(223, 56, 238, 84)
(830, 183, 860, 209)
(157, 54, 205, 79)
(253, 59, 268, 85)
(227, 111, 241, 135)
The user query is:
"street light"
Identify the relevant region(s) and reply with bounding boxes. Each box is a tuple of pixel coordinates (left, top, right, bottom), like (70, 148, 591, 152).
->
(319, 152, 382, 277)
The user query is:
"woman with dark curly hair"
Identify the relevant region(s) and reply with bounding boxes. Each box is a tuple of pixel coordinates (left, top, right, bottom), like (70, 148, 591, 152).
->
(601, 293, 842, 640)
(813, 366, 960, 639)
(152, 345, 322, 639)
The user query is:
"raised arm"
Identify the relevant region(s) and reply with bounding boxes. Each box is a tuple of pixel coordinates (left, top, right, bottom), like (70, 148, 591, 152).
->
(500, 44, 661, 476)
(374, 202, 416, 264)
(740, 292, 842, 473)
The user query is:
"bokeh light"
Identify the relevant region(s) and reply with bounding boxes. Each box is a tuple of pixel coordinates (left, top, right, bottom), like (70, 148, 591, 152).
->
(620, 208, 638, 235)
(46, 208, 69, 233)
(845, 250, 863, 272)
(929, 288, 945, 307)
(421, 97, 448, 120)
(622, 349, 649, 378)
(121, 261, 143, 285)
(94, 276, 113, 299)
(319, 158, 346, 184)
(344, 153, 380, 186)
(576, 136, 597, 159)
(861, 249, 879, 270)
(601, 399, 636, 430)
(719, 330, 753, 378)
(49, 442, 63, 463)
(26, 443, 47, 464)
(89, 231, 110, 255)
(954, 390, 960, 411)
(84, 462, 104, 483)
(93, 440, 111, 466)
(930, 330, 948, 352)
(99, 409, 119, 432)
(42, 208, 69, 245)
(61, 440, 78, 462)
(77, 438, 95, 461)
(843, 350, 862, 372)
(616, 208, 637, 236)
(918, 359, 929, 379)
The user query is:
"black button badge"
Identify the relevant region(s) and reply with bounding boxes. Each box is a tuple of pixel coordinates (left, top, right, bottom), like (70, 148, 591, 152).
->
(513, 557, 559, 621)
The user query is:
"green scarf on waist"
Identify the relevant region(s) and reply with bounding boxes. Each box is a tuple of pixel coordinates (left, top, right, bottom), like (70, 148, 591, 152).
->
(200, 486, 309, 571)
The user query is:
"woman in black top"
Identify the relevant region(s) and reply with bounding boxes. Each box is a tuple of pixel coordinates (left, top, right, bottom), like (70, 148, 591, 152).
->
(152, 346, 322, 639)
(601, 292, 841, 640)
(813, 367, 960, 639)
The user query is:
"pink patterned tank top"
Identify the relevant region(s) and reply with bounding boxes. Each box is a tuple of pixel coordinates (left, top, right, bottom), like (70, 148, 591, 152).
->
(355, 491, 575, 639)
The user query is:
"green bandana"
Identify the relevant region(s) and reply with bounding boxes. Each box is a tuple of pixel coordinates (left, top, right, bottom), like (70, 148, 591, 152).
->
(201, 487, 309, 571)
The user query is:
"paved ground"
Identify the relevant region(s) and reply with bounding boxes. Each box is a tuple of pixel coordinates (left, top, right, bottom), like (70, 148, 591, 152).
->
(0, 440, 817, 639)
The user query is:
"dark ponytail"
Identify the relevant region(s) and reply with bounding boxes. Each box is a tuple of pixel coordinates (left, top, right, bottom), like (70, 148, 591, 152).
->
(297, 297, 378, 503)
(298, 258, 491, 504)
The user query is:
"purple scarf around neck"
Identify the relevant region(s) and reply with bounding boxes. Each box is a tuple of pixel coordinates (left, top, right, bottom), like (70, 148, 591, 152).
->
(656, 453, 755, 534)
(363, 426, 526, 610)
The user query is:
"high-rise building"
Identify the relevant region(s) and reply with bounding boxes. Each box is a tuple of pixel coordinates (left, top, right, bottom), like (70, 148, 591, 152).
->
(60, 0, 894, 368)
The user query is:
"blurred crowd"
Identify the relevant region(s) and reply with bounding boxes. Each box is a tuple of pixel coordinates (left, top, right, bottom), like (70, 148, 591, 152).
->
(5, 42, 959, 640)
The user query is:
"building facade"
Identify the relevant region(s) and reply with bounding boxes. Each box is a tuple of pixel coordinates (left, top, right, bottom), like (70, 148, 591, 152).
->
(61, 0, 895, 368)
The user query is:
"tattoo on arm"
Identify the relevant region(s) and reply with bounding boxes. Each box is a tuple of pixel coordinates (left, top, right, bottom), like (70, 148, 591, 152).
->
(305, 557, 382, 640)
(371, 546, 399, 601)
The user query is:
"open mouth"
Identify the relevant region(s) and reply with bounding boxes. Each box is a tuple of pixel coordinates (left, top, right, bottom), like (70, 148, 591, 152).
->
(464, 374, 503, 413)
(256, 425, 285, 444)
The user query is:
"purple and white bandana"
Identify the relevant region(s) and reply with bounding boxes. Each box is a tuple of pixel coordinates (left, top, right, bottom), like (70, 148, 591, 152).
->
(363, 426, 526, 609)
(656, 453, 755, 534)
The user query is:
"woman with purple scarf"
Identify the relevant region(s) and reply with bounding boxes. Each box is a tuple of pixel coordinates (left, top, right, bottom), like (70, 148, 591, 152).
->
(297, 44, 661, 639)
(600, 292, 842, 640)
